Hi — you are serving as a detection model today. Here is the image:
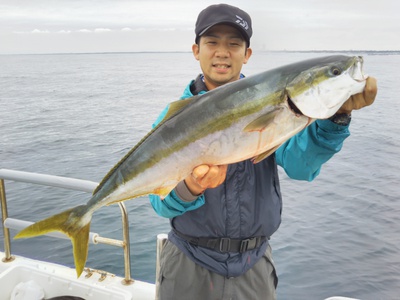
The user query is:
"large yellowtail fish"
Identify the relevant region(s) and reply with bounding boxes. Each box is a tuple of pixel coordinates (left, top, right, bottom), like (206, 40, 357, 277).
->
(15, 55, 368, 277)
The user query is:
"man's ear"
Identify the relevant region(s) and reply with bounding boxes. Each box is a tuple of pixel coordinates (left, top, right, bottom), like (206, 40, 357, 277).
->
(243, 48, 252, 64)
(192, 44, 200, 61)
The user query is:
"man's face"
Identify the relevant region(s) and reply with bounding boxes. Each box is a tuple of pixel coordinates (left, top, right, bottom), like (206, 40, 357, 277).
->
(192, 24, 252, 91)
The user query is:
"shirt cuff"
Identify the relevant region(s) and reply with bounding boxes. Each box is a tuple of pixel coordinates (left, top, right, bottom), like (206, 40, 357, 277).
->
(317, 119, 350, 132)
(174, 181, 200, 202)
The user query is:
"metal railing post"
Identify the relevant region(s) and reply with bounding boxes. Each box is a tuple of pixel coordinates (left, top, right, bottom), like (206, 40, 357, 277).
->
(118, 202, 134, 285)
(155, 233, 168, 300)
(0, 179, 15, 262)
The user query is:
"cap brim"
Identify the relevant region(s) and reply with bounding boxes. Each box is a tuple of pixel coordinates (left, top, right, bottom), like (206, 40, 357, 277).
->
(197, 22, 250, 45)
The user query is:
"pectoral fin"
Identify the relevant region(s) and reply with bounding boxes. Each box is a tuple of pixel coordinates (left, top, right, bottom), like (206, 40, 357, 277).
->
(252, 144, 281, 164)
(244, 108, 281, 132)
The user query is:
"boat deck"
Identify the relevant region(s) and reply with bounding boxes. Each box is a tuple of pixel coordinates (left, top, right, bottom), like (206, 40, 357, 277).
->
(0, 250, 155, 299)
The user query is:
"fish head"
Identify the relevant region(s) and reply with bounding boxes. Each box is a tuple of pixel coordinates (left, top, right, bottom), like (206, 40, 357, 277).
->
(286, 55, 368, 119)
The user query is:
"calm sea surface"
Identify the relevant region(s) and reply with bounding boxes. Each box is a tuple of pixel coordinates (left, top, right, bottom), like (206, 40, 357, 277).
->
(1, 52, 399, 300)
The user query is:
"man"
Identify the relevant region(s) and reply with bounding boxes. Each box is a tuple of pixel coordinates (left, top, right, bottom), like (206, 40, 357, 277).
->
(150, 4, 377, 300)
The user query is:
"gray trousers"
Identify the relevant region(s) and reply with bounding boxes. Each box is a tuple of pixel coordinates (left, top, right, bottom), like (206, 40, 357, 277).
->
(158, 240, 278, 300)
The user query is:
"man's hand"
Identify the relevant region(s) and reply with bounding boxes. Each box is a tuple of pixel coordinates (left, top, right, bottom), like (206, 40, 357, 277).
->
(184, 164, 228, 196)
(337, 76, 377, 114)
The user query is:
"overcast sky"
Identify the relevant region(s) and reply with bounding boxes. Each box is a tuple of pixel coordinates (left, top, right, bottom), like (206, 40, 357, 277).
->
(0, 0, 399, 54)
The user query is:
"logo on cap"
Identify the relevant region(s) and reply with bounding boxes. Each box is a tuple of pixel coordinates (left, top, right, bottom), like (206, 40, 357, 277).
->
(235, 15, 249, 31)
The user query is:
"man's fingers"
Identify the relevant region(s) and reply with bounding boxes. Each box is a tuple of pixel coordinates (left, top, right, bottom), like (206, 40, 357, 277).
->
(192, 165, 210, 180)
(203, 165, 228, 188)
(338, 77, 377, 114)
(198, 165, 220, 188)
(351, 77, 377, 110)
(191, 165, 228, 189)
(364, 77, 377, 106)
(216, 165, 228, 186)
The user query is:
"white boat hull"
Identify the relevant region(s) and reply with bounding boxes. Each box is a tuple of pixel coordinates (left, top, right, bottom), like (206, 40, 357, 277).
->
(0, 251, 155, 300)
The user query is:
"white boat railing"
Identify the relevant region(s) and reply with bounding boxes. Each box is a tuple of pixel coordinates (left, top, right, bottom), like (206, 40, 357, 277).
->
(0, 168, 134, 285)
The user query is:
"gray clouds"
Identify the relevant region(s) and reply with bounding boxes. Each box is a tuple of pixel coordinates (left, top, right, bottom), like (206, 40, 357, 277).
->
(0, 0, 398, 54)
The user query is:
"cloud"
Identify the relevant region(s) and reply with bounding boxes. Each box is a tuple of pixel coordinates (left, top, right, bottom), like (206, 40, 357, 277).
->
(32, 29, 50, 34)
(94, 28, 112, 33)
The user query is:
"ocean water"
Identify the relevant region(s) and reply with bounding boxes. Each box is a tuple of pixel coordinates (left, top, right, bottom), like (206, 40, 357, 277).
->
(0, 51, 399, 300)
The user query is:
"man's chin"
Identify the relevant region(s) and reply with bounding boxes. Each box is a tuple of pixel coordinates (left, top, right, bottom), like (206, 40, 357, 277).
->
(210, 75, 236, 86)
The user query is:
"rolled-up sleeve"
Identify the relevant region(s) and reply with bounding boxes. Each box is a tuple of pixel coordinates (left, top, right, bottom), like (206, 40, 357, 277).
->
(149, 192, 205, 218)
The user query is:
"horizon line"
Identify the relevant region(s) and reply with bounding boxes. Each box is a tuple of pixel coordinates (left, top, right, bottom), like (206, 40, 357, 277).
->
(1, 49, 400, 56)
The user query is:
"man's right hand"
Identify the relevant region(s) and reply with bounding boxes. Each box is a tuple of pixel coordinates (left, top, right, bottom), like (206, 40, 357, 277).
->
(184, 164, 228, 196)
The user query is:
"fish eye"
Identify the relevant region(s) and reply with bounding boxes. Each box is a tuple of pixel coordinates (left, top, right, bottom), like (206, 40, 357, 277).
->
(330, 67, 342, 76)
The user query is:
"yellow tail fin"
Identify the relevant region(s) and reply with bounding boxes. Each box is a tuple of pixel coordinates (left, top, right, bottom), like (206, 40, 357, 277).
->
(14, 205, 92, 277)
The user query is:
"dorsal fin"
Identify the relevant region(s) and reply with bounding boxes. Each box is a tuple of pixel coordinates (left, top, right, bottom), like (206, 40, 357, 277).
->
(93, 96, 197, 195)
(159, 97, 195, 124)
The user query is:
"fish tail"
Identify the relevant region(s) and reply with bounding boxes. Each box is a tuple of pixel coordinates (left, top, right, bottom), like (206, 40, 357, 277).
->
(14, 205, 92, 277)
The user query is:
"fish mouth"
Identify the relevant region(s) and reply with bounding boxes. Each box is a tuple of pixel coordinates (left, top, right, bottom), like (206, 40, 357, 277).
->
(287, 95, 303, 116)
(352, 56, 368, 82)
